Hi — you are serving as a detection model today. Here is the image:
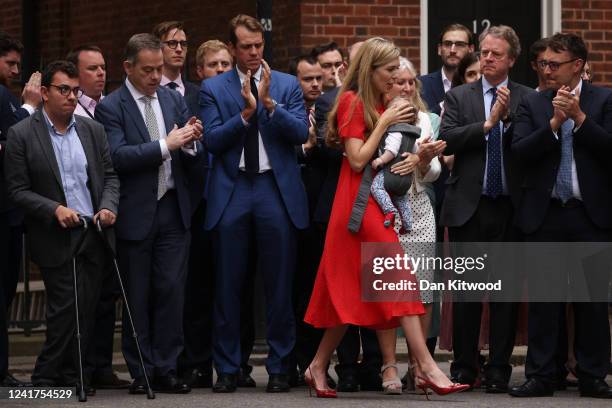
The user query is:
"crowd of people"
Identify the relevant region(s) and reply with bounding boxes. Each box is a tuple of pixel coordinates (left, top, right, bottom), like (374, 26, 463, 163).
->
(0, 12, 610, 401)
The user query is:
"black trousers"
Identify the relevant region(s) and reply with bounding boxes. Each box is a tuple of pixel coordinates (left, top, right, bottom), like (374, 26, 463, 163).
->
(525, 201, 612, 384)
(0, 211, 22, 379)
(336, 326, 381, 378)
(448, 196, 519, 383)
(119, 191, 190, 379)
(32, 228, 107, 385)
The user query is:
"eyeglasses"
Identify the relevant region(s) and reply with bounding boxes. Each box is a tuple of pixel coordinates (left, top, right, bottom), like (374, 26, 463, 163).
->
(441, 41, 469, 49)
(536, 59, 578, 71)
(49, 84, 83, 98)
(163, 40, 188, 49)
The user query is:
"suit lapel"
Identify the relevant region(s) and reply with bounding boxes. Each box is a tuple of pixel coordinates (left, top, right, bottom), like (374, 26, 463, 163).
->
(470, 79, 486, 122)
(157, 87, 176, 135)
(119, 84, 150, 143)
(226, 68, 245, 111)
(433, 70, 445, 105)
(74, 117, 98, 208)
(32, 111, 63, 190)
(578, 80, 593, 117)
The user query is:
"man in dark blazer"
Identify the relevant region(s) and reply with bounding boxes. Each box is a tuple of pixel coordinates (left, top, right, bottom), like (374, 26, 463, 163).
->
(0, 32, 41, 387)
(201, 14, 308, 393)
(5, 60, 118, 391)
(419, 23, 474, 116)
(95, 33, 203, 394)
(510, 33, 612, 399)
(440, 25, 534, 393)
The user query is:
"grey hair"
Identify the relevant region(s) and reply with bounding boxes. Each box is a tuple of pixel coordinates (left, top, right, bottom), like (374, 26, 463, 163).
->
(124, 33, 162, 64)
(479, 25, 521, 59)
(399, 56, 418, 76)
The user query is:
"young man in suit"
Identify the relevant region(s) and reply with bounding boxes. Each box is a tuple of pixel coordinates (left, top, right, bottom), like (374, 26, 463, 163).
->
(0, 32, 40, 387)
(510, 32, 612, 400)
(5, 60, 119, 393)
(419, 23, 474, 116)
(440, 25, 534, 393)
(95, 33, 203, 394)
(200, 14, 308, 393)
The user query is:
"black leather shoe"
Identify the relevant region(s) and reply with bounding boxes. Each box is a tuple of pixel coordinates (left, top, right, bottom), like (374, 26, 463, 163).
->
(213, 373, 238, 393)
(153, 374, 191, 394)
(337, 373, 360, 392)
(360, 371, 383, 391)
(266, 374, 290, 393)
(237, 367, 256, 387)
(1, 373, 30, 387)
(485, 380, 509, 394)
(92, 371, 130, 389)
(450, 372, 476, 391)
(579, 378, 612, 399)
(182, 368, 213, 388)
(509, 378, 554, 397)
(75, 383, 96, 396)
(129, 377, 148, 394)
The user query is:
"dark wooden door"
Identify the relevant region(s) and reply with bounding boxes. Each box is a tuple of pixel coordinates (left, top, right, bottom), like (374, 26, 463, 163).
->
(428, 0, 541, 87)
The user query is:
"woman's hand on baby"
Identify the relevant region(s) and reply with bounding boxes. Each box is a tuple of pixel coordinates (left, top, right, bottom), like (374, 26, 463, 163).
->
(390, 152, 420, 175)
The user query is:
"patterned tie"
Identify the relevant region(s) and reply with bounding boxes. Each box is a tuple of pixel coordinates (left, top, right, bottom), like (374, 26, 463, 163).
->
(555, 119, 574, 203)
(485, 87, 503, 198)
(244, 76, 259, 173)
(166, 81, 178, 91)
(141, 96, 168, 200)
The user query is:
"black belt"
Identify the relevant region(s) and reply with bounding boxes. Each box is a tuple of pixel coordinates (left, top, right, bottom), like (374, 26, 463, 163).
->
(550, 197, 582, 208)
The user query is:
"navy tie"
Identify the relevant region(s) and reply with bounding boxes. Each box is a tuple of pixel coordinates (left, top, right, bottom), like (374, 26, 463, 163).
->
(485, 87, 503, 198)
(244, 77, 259, 173)
(166, 81, 178, 91)
(555, 119, 574, 202)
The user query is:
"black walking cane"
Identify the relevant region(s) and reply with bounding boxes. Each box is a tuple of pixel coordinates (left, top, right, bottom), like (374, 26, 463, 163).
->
(94, 218, 155, 399)
(72, 216, 91, 402)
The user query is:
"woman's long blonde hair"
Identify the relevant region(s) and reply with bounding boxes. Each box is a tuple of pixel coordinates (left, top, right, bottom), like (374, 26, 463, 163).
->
(326, 37, 400, 149)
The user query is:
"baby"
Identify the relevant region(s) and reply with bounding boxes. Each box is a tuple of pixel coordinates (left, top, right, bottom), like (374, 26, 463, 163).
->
(370, 97, 420, 233)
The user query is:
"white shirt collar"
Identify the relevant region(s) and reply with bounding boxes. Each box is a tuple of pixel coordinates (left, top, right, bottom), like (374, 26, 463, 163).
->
(441, 69, 451, 93)
(125, 78, 157, 101)
(482, 76, 509, 95)
(236, 65, 263, 83)
(571, 79, 583, 96)
(161, 74, 184, 89)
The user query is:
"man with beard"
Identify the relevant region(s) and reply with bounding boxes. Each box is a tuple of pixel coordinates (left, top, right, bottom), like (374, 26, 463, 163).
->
(420, 24, 474, 115)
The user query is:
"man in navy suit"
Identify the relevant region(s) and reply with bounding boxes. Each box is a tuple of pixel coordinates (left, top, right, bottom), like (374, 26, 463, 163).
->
(0, 32, 40, 387)
(95, 33, 204, 394)
(201, 14, 308, 393)
(510, 33, 612, 399)
(419, 23, 474, 116)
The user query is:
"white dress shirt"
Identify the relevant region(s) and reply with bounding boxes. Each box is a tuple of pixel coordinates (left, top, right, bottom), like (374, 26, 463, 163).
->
(161, 74, 185, 96)
(74, 93, 104, 118)
(236, 66, 272, 172)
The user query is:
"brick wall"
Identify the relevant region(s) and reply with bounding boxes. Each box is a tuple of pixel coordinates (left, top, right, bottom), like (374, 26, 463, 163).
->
(562, 0, 612, 85)
(0, 0, 22, 37)
(300, 0, 421, 66)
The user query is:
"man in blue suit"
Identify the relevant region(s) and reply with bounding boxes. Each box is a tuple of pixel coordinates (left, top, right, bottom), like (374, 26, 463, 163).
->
(95, 33, 204, 395)
(200, 14, 308, 393)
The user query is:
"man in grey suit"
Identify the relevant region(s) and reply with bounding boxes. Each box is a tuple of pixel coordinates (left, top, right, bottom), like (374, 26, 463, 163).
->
(440, 25, 534, 393)
(4, 60, 119, 392)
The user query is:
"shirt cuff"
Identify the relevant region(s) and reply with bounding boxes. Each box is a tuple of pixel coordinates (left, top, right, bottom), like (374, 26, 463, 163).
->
(181, 142, 197, 156)
(241, 114, 250, 127)
(21, 104, 35, 115)
(159, 139, 171, 160)
(552, 130, 559, 140)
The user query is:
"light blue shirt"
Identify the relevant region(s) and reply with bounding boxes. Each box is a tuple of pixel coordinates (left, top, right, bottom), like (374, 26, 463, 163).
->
(43, 108, 94, 217)
(482, 76, 509, 196)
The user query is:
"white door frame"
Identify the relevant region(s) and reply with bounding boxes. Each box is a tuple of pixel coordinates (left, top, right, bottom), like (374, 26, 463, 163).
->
(419, 0, 561, 74)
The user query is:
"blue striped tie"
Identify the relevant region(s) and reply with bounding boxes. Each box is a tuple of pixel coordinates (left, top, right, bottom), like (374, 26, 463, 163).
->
(555, 119, 574, 202)
(485, 87, 503, 198)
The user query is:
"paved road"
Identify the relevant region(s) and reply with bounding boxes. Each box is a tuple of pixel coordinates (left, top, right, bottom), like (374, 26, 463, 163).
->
(5, 363, 612, 407)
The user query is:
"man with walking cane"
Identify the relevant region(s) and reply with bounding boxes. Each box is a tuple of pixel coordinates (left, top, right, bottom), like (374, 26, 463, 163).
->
(3, 60, 119, 397)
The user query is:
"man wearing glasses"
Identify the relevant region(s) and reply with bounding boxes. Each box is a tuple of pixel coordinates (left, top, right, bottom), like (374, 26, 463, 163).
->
(420, 24, 474, 116)
(4, 60, 119, 393)
(153, 21, 201, 119)
(440, 25, 534, 394)
(511, 33, 612, 400)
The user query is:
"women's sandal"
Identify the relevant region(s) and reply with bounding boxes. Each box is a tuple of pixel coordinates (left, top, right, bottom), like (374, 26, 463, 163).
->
(381, 363, 402, 395)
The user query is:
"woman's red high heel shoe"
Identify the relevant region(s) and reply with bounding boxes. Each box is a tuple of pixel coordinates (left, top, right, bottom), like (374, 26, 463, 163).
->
(305, 368, 337, 398)
(416, 376, 470, 400)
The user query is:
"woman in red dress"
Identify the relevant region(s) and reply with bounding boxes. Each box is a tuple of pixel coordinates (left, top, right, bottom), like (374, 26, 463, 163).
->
(303, 37, 469, 398)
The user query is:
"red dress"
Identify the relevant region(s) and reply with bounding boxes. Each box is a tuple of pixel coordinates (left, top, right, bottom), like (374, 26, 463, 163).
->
(304, 91, 424, 329)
